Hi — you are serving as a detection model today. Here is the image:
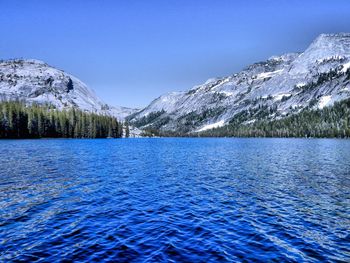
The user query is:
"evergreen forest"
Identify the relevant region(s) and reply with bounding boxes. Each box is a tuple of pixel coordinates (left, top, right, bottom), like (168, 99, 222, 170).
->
(0, 101, 124, 138)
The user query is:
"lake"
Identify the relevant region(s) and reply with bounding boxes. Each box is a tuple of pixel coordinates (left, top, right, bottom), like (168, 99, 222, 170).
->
(0, 138, 349, 262)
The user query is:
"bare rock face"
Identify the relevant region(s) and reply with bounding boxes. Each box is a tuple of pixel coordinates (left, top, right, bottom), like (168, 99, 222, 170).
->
(129, 33, 350, 133)
(0, 59, 137, 120)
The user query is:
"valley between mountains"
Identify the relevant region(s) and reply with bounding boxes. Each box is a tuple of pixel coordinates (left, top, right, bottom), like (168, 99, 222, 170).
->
(1, 33, 350, 138)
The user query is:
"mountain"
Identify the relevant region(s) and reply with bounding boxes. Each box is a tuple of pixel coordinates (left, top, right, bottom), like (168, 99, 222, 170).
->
(0, 59, 136, 120)
(128, 33, 350, 134)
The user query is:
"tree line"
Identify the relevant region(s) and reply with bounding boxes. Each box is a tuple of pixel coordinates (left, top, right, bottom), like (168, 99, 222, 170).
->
(139, 99, 350, 138)
(0, 101, 128, 139)
(197, 99, 350, 138)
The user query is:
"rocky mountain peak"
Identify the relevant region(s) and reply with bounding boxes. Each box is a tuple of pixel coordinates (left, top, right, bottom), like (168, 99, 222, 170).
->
(128, 33, 350, 133)
(0, 59, 137, 120)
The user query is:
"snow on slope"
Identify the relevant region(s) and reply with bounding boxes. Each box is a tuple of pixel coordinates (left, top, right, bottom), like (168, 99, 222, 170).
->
(197, 120, 226, 132)
(341, 61, 350, 73)
(0, 59, 136, 120)
(129, 33, 350, 133)
(318, 95, 332, 109)
(255, 69, 284, 80)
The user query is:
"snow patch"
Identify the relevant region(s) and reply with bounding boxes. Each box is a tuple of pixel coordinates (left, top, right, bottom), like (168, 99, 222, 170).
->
(255, 69, 283, 80)
(219, 91, 234, 96)
(208, 78, 231, 92)
(341, 62, 350, 73)
(318, 95, 332, 109)
(296, 83, 306, 88)
(197, 120, 225, 132)
(273, 93, 291, 101)
(244, 119, 256, 125)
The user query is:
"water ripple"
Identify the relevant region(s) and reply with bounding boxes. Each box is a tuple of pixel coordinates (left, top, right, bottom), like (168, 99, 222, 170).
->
(0, 138, 349, 262)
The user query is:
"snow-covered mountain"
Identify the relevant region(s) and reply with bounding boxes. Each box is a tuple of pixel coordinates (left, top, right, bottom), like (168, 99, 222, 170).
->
(0, 59, 136, 120)
(128, 33, 350, 133)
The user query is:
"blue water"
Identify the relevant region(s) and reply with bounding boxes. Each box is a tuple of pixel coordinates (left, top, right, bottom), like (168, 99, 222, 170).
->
(0, 138, 349, 262)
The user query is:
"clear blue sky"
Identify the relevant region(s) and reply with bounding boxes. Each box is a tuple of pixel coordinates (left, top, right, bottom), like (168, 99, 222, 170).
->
(1, 0, 350, 108)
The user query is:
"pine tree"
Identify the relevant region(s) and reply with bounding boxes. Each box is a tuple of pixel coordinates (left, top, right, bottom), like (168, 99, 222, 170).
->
(0, 101, 123, 139)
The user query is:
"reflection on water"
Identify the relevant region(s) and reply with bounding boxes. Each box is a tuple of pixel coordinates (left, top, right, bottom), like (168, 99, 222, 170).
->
(0, 138, 349, 262)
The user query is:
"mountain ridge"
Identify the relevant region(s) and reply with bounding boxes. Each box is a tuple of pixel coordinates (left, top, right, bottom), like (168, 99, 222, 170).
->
(1, 33, 350, 136)
(128, 33, 350, 134)
(0, 59, 137, 120)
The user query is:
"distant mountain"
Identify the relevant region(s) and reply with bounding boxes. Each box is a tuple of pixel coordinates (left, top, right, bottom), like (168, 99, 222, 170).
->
(0, 59, 136, 120)
(128, 33, 350, 134)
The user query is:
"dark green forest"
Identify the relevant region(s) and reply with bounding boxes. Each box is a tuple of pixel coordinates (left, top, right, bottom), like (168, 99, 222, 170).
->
(139, 99, 350, 138)
(2, 99, 350, 139)
(0, 101, 124, 138)
(197, 99, 350, 138)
